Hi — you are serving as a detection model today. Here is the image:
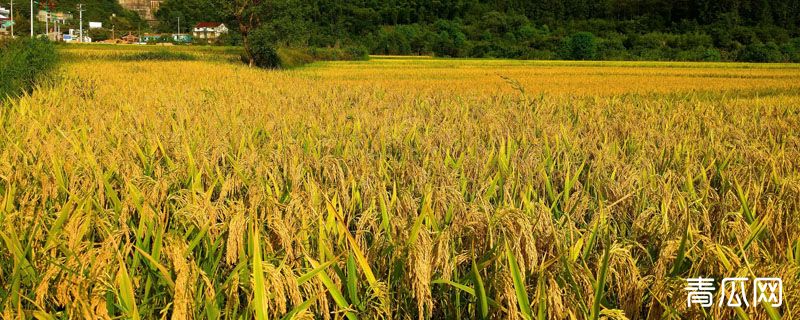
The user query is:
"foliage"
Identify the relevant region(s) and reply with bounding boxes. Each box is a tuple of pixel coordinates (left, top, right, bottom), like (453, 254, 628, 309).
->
(54, 0, 145, 32)
(276, 47, 314, 68)
(0, 37, 58, 99)
(565, 32, 597, 60)
(246, 27, 282, 68)
(431, 19, 468, 57)
(785, 38, 800, 63)
(223, 0, 313, 66)
(155, 0, 230, 34)
(157, 0, 800, 62)
(738, 42, 786, 62)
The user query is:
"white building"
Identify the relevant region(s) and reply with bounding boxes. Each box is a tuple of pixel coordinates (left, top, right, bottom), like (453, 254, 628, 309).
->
(0, 7, 9, 19)
(63, 29, 91, 43)
(192, 22, 228, 42)
(0, 7, 11, 35)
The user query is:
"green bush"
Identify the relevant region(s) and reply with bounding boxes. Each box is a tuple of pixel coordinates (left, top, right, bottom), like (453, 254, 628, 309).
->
(676, 47, 722, 62)
(567, 32, 598, 60)
(276, 47, 314, 68)
(0, 37, 58, 99)
(431, 20, 468, 57)
(246, 28, 282, 69)
(738, 42, 786, 62)
(345, 46, 370, 60)
(781, 38, 800, 63)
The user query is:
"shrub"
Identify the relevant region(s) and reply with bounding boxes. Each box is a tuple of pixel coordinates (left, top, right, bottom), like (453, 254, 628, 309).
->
(676, 47, 722, 62)
(738, 42, 786, 62)
(246, 28, 282, 69)
(431, 20, 468, 57)
(597, 36, 627, 60)
(781, 38, 800, 63)
(345, 45, 370, 60)
(276, 47, 314, 68)
(567, 32, 597, 60)
(0, 37, 58, 99)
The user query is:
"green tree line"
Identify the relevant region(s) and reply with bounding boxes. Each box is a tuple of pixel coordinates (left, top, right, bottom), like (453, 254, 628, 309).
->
(156, 0, 800, 62)
(33, 0, 800, 62)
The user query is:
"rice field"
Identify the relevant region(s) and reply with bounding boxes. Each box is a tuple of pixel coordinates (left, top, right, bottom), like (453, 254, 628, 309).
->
(1, 46, 799, 319)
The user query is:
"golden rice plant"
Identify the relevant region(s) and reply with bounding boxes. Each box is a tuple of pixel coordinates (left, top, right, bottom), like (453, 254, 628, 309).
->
(0, 46, 799, 319)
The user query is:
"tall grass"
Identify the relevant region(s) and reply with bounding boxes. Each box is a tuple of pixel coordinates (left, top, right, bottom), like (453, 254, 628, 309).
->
(0, 54, 798, 319)
(117, 51, 197, 61)
(0, 38, 58, 99)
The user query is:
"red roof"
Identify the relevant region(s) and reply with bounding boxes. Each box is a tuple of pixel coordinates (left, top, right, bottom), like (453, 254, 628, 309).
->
(194, 22, 223, 28)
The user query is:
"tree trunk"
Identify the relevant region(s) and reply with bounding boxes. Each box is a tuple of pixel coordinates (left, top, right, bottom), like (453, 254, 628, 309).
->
(234, 2, 260, 67)
(239, 23, 255, 67)
(242, 32, 255, 67)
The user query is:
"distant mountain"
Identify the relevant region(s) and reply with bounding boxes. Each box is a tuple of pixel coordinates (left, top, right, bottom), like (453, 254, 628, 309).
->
(47, 0, 146, 27)
(118, 0, 162, 21)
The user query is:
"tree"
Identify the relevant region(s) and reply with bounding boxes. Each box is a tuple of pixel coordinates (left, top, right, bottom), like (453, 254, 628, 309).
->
(568, 32, 598, 60)
(431, 19, 467, 57)
(225, 0, 266, 67)
(225, 0, 311, 67)
(161, 0, 800, 63)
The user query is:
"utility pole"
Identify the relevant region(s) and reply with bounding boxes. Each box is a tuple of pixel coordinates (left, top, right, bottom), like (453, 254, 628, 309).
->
(76, 3, 83, 42)
(9, 0, 13, 37)
(53, 12, 58, 41)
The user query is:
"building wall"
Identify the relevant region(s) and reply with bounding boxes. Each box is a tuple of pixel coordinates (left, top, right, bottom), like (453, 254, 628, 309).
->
(118, 0, 162, 21)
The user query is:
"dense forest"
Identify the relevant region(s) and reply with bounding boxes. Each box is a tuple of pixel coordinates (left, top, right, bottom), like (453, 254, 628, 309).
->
(9, 0, 800, 61)
(154, 0, 800, 62)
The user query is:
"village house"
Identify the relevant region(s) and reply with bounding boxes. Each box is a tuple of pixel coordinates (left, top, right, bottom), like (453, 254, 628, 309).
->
(141, 33, 192, 44)
(192, 22, 228, 42)
(0, 7, 10, 36)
